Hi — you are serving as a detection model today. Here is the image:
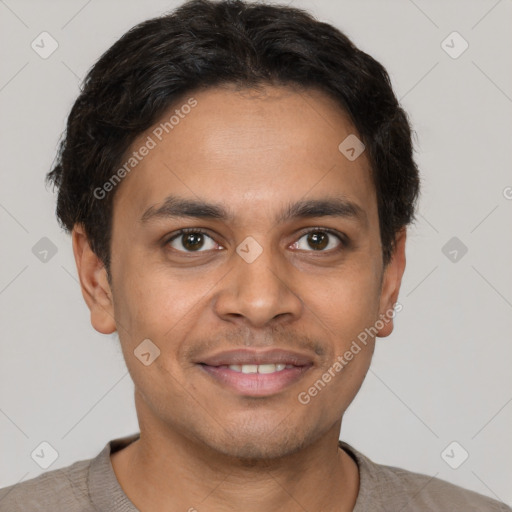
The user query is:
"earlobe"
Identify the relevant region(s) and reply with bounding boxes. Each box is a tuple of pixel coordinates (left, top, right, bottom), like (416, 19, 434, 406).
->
(376, 228, 407, 338)
(71, 224, 117, 335)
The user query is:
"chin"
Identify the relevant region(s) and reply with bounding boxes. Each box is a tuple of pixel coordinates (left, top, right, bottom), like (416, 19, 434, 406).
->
(216, 441, 300, 463)
(201, 424, 311, 462)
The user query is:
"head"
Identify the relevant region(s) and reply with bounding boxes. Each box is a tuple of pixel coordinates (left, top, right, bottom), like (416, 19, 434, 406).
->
(47, 0, 420, 460)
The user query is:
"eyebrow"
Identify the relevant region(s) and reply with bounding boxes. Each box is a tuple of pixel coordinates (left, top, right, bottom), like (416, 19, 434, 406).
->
(139, 195, 367, 227)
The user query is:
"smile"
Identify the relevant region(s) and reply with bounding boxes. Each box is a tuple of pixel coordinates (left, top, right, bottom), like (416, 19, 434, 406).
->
(220, 363, 295, 374)
(198, 363, 313, 397)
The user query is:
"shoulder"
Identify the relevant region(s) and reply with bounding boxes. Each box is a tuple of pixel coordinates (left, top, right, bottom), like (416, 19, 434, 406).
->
(0, 458, 93, 511)
(378, 463, 511, 511)
(340, 441, 512, 511)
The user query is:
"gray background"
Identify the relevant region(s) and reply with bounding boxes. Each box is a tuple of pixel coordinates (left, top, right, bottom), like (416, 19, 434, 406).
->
(1, 0, 511, 505)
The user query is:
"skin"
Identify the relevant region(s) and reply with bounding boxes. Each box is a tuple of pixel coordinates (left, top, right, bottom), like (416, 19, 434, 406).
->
(72, 84, 406, 511)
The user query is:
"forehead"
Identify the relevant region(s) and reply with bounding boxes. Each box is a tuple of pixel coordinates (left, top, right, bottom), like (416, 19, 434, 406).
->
(112, 84, 377, 226)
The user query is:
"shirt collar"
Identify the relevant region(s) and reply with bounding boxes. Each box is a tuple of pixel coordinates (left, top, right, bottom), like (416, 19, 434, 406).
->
(88, 433, 369, 511)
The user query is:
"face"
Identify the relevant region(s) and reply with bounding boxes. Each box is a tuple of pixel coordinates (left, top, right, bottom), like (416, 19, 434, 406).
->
(73, 84, 406, 460)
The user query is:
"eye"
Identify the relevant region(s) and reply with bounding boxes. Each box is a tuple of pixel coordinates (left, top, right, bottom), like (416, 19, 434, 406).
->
(291, 229, 345, 252)
(165, 227, 347, 254)
(166, 229, 221, 253)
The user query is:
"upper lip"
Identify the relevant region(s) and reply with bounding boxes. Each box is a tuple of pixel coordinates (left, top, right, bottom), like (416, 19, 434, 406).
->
(197, 348, 315, 367)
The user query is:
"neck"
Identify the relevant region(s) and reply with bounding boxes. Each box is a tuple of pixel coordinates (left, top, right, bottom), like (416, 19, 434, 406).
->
(110, 395, 359, 511)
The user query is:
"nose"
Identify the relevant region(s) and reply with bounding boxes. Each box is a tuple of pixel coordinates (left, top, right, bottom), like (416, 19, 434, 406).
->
(212, 241, 303, 328)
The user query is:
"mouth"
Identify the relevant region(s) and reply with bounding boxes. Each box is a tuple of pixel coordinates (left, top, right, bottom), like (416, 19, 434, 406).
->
(196, 348, 315, 397)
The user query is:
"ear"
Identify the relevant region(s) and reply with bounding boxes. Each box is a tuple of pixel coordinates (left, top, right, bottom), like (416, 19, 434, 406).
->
(71, 224, 117, 334)
(376, 228, 407, 338)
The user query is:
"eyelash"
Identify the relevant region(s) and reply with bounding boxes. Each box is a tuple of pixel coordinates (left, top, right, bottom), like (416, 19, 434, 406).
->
(164, 227, 348, 254)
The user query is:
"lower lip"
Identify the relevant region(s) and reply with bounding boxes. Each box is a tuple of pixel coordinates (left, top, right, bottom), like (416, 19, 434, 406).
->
(198, 364, 313, 397)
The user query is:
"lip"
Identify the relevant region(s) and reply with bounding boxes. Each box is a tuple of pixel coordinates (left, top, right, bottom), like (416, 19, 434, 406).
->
(195, 348, 315, 397)
(196, 348, 315, 367)
(198, 364, 313, 397)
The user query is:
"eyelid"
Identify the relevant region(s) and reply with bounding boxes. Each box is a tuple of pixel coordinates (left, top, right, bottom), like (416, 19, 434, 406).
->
(295, 227, 347, 246)
(292, 227, 348, 253)
(164, 227, 348, 253)
(165, 228, 222, 251)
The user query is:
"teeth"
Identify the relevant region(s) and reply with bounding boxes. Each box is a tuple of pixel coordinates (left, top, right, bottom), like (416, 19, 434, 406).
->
(241, 364, 258, 374)
(228, 363, 292, 374)
(258, 364, 278, 374)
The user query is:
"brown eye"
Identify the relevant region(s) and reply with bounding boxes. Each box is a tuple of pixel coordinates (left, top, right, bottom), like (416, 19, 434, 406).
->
(182, 232, 205, 251)
(292, 229, 344, 252)
(306, 231, 329, 250)
(167, 230, 218, 252)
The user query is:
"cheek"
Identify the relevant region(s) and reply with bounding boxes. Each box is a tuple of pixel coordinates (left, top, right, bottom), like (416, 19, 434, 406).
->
(114, 264, 199, 335)
(310, 348, 374, 424)
(299, 277, 378, 415)
(112, 264, 221, 385)
(306, 263, 381, 336)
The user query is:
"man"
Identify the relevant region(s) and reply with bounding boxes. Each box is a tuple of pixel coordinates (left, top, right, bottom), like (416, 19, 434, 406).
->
(1, 0, 509, 510)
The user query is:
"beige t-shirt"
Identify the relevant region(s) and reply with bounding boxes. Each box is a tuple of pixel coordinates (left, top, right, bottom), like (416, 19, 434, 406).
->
(0, 433, 510, 511)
